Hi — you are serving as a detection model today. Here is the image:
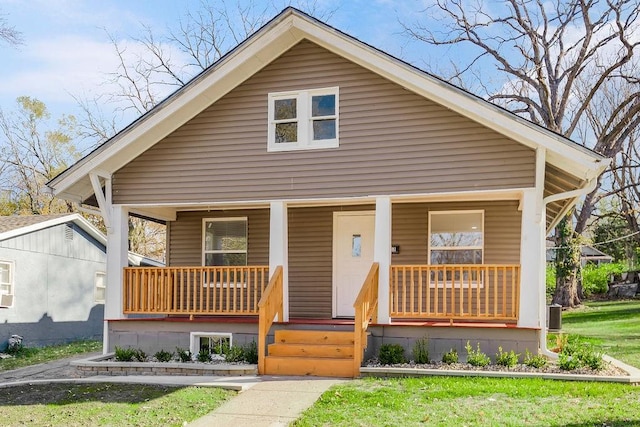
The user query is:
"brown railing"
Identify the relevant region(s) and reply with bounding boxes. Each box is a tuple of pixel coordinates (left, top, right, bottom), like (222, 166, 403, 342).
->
(353, 262, 379, 377)
(123, 266, 269, 316)
(257, 265, 283, 374)
(390, 264, 520, 321)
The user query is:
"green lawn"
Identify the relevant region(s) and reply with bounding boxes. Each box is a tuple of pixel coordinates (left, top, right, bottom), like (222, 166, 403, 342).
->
(0, 340, 102, 371)
(295, 300, 640, 427)
(560, 300, 640, 367)
(293, 376, 640, 426)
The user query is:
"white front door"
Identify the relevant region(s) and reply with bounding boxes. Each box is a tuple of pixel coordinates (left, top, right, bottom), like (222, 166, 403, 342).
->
(333, 211, 375, 317)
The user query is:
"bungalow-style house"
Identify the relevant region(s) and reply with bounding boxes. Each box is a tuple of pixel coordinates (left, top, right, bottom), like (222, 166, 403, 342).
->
(46, 9, 608, 377)
(0, 214, 161, 348)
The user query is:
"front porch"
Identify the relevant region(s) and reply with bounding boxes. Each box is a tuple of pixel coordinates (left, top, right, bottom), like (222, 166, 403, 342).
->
(101, 191, 545, 378)
(121, 262, 521, 377)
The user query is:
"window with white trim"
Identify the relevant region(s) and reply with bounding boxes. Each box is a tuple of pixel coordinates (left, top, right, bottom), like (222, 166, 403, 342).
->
(94, 272, 106, 304)
(190, 332, 232, 360)
(268, 87, 339, 152)
(202, 218, 248, 267)
(428, 211, 484, 286)
(0, 261, 14, 307)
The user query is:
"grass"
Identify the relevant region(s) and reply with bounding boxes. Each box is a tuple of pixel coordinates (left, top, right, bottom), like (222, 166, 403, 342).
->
(293, 376, 640, 426)
(0, 339, 102, 372)
(555, 299, 640, 368)
(295, 300, 640, 427)
(0, 383, 234, 426)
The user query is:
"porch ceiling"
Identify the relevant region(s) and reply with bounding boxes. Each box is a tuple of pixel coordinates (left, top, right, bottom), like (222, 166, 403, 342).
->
(125, 188, 528, 222)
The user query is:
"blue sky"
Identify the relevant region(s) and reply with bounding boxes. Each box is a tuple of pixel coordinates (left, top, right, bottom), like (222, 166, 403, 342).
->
(0, 1, 469, 140)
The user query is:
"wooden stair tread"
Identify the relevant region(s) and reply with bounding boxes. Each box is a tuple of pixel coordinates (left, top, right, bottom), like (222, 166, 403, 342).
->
(264, 355, 354, 377)
(268, 342, 354, 358)
(274, 329, 354, 345)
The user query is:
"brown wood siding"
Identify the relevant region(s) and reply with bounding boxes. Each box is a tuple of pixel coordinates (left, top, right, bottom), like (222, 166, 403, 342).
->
(287, 205, 374, 319)
(166, 209, 269, 266)
(544, 164, 585, 229)
(391, 201, 522, 264)
(391, 201, 521, 319)
(113, 40, 535, 204)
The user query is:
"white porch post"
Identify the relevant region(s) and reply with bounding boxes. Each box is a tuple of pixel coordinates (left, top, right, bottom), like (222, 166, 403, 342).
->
(269, 201, 289, 321)
(374, 197, 391, 324)
(519, 147, 546, 328)
(104, 205, 129, 353)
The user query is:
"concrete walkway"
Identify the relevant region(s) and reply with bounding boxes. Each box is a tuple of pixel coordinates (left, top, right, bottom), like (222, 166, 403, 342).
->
(188, 376, 344, 427)
(0, 354, 345, 426)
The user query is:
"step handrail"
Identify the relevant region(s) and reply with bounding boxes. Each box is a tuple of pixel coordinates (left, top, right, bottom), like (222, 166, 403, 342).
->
(257, 265, 283, 374)
(353, 262, 379, 377)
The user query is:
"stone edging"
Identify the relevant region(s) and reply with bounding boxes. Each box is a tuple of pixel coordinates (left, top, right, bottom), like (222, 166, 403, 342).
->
(361, 355, 640, 384)
(71, 353, 257, 377)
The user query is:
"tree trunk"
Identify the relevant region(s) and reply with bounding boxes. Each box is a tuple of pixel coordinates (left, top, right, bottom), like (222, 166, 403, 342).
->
(552, 214, 583, 308)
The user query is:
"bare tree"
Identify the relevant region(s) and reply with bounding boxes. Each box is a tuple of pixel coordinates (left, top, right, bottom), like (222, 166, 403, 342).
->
(403, 0, 640, 307)
(0, 97, 78, 214)
(0, 9, 23, 46)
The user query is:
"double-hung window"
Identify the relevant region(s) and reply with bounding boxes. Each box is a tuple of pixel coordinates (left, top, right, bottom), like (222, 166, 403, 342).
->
(203, 218, 248, 267)
(94, 272, 106, 304)
(268, 87, 339, 151)
(428, 211, 484, 286)
(0, 260, 14, 307)
(203, 218, 248, 285)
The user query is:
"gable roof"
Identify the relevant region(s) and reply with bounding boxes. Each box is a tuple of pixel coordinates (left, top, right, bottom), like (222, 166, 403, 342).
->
(0, 214, 104, 243)
(47, 7, 608, 204)
(0, 214, 163, 267)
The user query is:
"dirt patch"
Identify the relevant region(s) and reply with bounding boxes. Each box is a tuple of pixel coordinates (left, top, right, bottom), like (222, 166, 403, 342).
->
(0, 383, 182, 406)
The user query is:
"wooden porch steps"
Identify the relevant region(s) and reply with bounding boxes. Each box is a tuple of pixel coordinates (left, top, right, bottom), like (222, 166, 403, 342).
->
(264, 329, 355, 377)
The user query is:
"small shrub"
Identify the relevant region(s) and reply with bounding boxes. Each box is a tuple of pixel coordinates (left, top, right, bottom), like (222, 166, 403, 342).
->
(412, 336, 429, 364)
(558, 352, 580, 371)
(223, 345, 245, 363)
(577, 346, 605, 371)
(114, 346, 136, 362)
(243, 340, 258, 364)
(197, 348, 211, 363)
(524, 350, 548, 368)
(133, 349, 147, 362)
(442, 348, 458, 364)
(495, 346, 519, 368)
(378, 344, 406, 365)
(559, 341, 605, 371)
(154, 349, 173, 362)
(176, 347, 192, 362)
(465, 341, 491, 367)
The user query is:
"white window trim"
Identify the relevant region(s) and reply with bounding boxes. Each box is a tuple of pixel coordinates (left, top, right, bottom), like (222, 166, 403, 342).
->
(428, 210, 485, 288)
(202, 217, 248, 287)
(190, 332, 232, 359)
(94, 271, 106, 304)
(267, 87, 339, 152)
(0, 260, 14, 307)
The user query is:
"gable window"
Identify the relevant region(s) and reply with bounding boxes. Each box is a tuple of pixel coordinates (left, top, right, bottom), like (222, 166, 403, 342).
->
(268, 87, 339, 152)
(203, 218, 248, 267)
(0, 261, 14, 307)
(428, 211, 484, 286)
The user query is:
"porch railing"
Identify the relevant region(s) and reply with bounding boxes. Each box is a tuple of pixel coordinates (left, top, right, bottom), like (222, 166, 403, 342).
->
(257, 265, 283, 374)
(390, 264, 520, 321)
(123, 266, 269, 316)
(353, 262, 379, 377)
